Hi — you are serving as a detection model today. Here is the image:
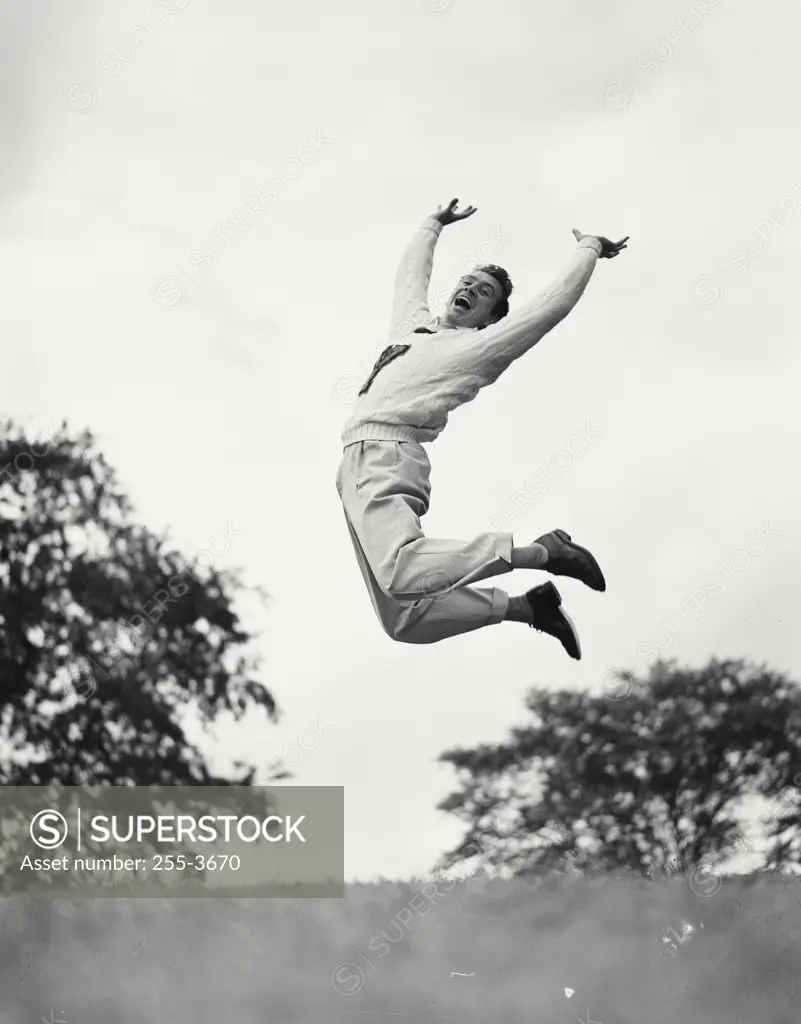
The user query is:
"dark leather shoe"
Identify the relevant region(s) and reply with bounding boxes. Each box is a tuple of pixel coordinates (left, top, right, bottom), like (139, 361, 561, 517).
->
(524, 581, 581, 660)
(534, 529, 606, 592)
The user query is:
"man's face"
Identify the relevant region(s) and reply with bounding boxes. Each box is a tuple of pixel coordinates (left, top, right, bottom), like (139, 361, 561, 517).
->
(442, 270, 504, 330)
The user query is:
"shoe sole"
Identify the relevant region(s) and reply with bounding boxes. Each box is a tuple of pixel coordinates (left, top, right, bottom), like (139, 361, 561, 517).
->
(559, 606, 582, 660)
(534, 581, 582, 660)
(553, 529, 606, 592)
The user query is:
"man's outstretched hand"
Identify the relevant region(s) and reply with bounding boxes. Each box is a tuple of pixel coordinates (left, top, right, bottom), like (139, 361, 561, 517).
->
(432, 198, 477, 226)
(572, 229, 629, 259)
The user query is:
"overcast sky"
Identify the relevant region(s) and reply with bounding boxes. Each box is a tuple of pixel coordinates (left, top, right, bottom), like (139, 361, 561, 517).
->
(3, 0, 799, 881)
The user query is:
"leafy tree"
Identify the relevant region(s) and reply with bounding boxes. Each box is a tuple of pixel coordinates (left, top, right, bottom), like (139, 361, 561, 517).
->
(437, 659, 801, 878)
(0, 419, 276, 787)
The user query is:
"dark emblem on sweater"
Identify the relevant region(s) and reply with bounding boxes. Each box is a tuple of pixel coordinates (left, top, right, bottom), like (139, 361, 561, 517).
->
(358, 344, 411, 397)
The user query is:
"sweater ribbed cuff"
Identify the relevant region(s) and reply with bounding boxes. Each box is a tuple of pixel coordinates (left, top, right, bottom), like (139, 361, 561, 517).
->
(422, 217, 444, 236)
(577, 237, 603, 255)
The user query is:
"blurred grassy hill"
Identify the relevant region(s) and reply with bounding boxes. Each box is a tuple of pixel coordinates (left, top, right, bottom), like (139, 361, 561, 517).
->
(3, 872, 800, 1023)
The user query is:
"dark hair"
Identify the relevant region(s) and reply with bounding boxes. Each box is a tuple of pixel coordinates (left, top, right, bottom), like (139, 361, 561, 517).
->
(476, 264, 513, 320)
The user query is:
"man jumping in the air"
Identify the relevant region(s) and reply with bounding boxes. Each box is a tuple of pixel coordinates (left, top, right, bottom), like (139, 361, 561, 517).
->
(335, 199, 628, 657)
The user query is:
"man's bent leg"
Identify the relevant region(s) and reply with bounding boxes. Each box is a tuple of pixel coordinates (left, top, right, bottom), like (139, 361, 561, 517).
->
(339, 440, 517, 603)
(395, 584, 509, 644)
(341, 511, 509, 643)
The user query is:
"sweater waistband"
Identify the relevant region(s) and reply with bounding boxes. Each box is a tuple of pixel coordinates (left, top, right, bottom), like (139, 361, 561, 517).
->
(340, 422, 431, 448)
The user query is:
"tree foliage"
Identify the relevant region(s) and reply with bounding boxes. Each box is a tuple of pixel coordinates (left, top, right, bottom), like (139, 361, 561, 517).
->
(0, 419, 276, 787)
(438, 659, 801, 877)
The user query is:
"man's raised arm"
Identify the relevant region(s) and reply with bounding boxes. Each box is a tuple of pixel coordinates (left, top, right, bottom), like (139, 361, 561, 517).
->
(462, 229, 628, 381)
(388, 198, 477, 339)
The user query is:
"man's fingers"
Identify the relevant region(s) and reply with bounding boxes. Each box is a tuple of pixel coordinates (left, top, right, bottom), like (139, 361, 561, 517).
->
(452, 205, 477, 220)
(572, 228, 582, 239)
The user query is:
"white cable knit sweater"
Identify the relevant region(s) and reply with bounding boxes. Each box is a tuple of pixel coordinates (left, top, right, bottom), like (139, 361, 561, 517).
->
(340, 218, 602, 448)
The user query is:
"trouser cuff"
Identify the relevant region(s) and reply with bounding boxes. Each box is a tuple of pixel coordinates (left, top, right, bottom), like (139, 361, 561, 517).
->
(496, 532, 514, 566)
(488, 588, 509, 625)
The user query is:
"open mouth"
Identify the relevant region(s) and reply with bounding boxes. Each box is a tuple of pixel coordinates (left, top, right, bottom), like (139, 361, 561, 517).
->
(453, 293, 473, 312)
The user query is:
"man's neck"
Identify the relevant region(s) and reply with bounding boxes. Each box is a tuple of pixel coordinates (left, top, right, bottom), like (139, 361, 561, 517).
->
(437, 317, 463, 332)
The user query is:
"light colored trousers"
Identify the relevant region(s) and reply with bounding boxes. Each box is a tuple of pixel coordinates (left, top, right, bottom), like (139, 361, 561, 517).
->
(336, 439, 514, 644)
